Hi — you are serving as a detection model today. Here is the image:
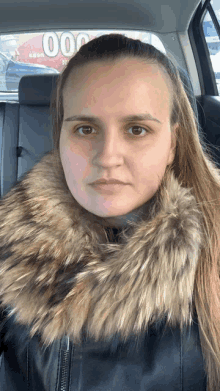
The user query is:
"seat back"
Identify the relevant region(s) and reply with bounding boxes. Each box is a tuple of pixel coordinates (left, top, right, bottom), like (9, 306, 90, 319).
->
(0, 74, 59, 198)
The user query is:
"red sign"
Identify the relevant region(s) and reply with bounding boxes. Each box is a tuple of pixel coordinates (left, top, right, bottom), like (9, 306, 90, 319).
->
(15, 32, 96, 72)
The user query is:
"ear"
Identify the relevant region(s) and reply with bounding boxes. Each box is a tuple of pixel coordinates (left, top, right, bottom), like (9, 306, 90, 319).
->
(167, 123, 178, 165)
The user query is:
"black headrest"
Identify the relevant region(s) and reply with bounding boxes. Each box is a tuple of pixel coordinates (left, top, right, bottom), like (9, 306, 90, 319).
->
(19, 74, 59, 106)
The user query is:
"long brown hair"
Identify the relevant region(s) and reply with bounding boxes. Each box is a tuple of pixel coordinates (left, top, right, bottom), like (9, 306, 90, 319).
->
(50, 33, 220, 391)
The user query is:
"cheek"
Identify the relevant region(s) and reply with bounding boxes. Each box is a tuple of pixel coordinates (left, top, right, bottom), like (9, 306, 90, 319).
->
(71, 152, 89, 181)
(146, 134, 172, 165)
(138, 149, 165, 170)
(60, 143, 90, 182)
(136, 141, 171, 182)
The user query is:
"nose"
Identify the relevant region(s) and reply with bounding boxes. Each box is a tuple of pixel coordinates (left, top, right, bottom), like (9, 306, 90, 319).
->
(92, 130, 125, 168)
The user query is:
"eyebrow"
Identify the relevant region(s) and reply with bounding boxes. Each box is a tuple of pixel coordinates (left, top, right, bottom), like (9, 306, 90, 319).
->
(64, 113, 162, 125)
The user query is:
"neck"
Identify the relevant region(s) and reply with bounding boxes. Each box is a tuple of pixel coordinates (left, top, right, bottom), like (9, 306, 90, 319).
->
(100, 195, 157, 229)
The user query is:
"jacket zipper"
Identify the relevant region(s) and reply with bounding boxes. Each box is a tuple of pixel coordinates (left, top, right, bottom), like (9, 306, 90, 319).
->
(59, 336, 70, 391)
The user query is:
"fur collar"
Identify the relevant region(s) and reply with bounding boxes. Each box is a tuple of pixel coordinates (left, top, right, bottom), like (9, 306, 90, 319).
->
(0, 150, 205, 348)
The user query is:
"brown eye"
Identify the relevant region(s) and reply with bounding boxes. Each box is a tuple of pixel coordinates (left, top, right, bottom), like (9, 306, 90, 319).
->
(75, 126, 95, 136)
(127, 126, 149, 136)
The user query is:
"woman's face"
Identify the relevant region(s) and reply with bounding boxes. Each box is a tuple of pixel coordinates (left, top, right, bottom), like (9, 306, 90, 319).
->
(60, 58, 178, 218)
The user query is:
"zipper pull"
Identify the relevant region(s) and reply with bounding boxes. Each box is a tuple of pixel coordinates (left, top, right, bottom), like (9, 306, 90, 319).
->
(65, 336, 69, 351)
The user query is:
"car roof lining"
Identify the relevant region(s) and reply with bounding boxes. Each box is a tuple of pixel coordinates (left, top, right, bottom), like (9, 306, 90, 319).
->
(0, 0, 201, 35)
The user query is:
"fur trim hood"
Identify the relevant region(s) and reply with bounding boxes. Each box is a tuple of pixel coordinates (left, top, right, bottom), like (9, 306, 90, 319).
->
(0, 150, 205, 348)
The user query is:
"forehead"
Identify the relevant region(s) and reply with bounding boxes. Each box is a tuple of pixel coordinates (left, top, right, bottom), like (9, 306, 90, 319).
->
(63, 58, 172, 116)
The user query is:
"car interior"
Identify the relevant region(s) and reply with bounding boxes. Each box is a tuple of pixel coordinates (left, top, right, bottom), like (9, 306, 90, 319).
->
(0, 0, 219, 201)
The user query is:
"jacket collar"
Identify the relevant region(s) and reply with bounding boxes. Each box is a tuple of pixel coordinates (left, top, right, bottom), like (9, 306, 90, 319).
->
(0, 149, 205, 348)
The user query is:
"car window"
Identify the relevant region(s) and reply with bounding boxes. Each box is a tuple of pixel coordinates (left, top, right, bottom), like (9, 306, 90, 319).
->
(202, 0, 220, 95)
(0, 30, 166, 93)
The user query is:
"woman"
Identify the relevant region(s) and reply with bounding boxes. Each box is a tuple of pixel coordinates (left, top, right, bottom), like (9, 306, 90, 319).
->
(0, 33, 220, 390)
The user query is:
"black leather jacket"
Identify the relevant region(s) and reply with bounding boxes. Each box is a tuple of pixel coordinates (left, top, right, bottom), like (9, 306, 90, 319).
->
(0, 308, 207, 391)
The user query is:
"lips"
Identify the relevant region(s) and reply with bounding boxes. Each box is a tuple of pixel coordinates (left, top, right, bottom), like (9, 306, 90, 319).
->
(90, 179, 127, 185)
(89, 181, 128, 194)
